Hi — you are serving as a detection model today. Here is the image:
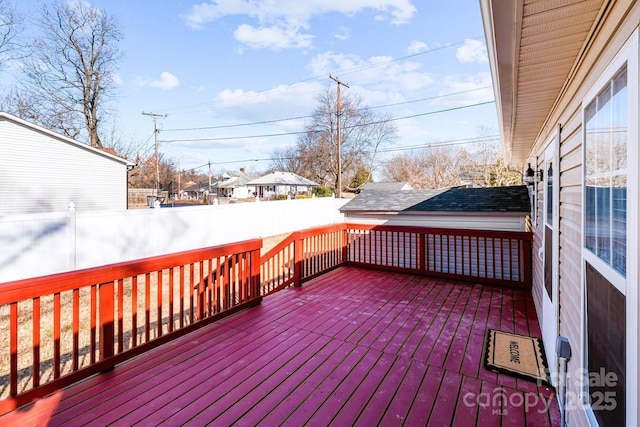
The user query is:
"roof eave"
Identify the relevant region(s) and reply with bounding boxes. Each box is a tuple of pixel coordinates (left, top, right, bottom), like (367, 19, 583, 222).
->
(480, 0, 523, 167)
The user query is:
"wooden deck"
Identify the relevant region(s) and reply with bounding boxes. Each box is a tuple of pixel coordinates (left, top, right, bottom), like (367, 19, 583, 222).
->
(0, 267, 560, 426)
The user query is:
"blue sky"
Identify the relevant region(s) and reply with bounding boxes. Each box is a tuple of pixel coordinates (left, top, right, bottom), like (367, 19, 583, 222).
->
(10, 0, 497, 176)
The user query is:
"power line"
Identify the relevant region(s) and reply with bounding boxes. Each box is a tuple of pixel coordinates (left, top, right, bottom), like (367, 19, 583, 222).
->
(160, 86, 493, 133)
(178, 135, 500, 170)
(159, 100, 496, 144)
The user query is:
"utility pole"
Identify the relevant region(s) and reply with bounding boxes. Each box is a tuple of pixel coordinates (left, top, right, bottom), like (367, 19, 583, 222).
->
(142, 112, 167, 198)
(330, 74, 349, 198)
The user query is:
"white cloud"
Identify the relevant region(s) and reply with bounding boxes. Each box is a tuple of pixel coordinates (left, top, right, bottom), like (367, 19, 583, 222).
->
(407, 40, 428, 55)
(308, 51, 433, 92)
(456, 39, 488, 64)
(182, 0, 416, 50)
(151, 72, 180, 90)
(434, 72, 494, 107)
(135, 72, 180, 90)
(212, 81, 324, 124)
(234, 24, 313, 50)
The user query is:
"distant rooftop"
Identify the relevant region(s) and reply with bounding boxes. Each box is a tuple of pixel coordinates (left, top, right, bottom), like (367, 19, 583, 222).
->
(340, 189, 446, 212)
(247, 171, 318, 187)
(341, 185, 531, 213)
(406, 186, 531, 213)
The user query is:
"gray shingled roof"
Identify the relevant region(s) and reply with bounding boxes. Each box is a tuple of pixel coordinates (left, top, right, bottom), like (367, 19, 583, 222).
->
(340, 186, 531, 213)
(339, 189, 447, 212)
(405, 186, 530, 213)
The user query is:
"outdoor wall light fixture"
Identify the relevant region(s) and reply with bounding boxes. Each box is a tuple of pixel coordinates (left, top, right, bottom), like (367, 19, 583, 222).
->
(524, 163, 544, 185)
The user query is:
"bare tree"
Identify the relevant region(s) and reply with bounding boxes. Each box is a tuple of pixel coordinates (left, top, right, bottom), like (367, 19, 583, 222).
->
(269, 145, 304, 174)
(274, 85, 396, 192)
(383, 147, 465, 189)
(128, 153, 178, 191)
(0, 0, 22, 68)
(21, 1, 123, 148)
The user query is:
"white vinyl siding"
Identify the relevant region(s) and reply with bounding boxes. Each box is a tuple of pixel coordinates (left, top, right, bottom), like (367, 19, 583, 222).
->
(342, 212, 529, 232)
(0, 116, 128, 214)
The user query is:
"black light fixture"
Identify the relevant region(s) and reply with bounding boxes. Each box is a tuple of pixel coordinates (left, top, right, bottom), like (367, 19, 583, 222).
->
(524, 163, 536, 185)
(524, 162, 544, 185)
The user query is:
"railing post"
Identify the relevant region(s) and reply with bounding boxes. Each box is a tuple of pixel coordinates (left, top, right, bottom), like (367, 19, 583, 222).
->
(294, 235, 303, 287)
(418, 233, 426, 272)
(99, 281, 115, 360)
(251, 248, 261, 297)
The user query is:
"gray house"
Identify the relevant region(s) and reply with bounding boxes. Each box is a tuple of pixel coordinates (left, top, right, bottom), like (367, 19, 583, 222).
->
(0, 112, 133, 214)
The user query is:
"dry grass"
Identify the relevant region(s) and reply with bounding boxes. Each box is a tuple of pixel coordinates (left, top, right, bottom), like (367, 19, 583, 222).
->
(0, 233, 290, 401)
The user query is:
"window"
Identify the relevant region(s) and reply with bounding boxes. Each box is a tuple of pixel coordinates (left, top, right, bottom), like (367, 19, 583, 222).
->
(584, 65, 627, 276)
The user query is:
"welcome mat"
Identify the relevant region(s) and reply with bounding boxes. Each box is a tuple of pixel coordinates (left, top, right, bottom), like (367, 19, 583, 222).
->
(484, 329, 551, 386)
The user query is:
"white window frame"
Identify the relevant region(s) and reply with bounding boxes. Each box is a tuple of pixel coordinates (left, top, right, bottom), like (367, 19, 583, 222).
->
(580, 29, 638, 426)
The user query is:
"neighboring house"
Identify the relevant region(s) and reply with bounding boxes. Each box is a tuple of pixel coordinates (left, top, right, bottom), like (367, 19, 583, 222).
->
(182, 181, 209, 201)
(360, 181, 413, 191)
(481, 1, 638, 425)
(341, 186, 530, 232)
(247, 171, 318, 198)
(211, 169, 260, 199)
(0, 112, 133, 214)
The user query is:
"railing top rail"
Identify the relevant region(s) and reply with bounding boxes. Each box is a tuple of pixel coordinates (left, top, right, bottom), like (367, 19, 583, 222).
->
(260, 223, 347, 265)
(0, 238, 262, 305)
(344, 223, 533, 240)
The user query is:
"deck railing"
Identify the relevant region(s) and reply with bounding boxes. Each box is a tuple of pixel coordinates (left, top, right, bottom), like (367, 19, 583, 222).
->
(260, 223, 533, 294)
(0, 239, 262, 415)
(1, 223, 532, 416)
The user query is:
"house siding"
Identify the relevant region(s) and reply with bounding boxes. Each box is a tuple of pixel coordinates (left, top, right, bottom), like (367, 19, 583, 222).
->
(343, 213, 528, 232)
(0, 116, 128, 214)
(527, 2, 639, 425)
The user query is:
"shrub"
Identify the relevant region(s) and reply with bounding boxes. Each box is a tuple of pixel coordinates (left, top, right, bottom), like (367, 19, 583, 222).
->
(312, 186, 334, 197)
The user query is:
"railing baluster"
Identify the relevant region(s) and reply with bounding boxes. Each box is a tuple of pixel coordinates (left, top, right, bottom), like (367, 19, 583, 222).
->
(145, 273, 151, 342)
(53, 292, 61, 379)
(157, 271, 163, 337)
(117, 280, 123, 354)
(198, 262, 204, 321)
(179, 266, 184, 328)
(9, 302, 17, 396)
(189, 263, 195, 324)
(132, 276, 138, 348)
(33, 297, 40, 388)
(169, 267, 175, 333)
(208, 260, 213, 317)
(73, 288, 80, 369)
(90, 284, 96, 364)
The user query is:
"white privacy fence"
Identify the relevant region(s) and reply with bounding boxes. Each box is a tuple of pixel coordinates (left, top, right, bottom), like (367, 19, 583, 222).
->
(0, 197, 347, 282)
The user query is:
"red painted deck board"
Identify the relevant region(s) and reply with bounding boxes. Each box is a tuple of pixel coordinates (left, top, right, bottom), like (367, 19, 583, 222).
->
(0, 266, 559, 426)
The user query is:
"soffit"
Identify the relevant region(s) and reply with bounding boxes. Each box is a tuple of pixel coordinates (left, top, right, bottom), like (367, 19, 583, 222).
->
(483, 0, 606, 167)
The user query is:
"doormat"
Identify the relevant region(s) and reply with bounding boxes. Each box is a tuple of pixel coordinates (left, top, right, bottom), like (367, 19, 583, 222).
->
(484, 329, 551, 386)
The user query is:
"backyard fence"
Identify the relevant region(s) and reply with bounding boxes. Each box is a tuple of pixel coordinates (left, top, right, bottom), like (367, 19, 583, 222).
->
(0, 197, 347, 282)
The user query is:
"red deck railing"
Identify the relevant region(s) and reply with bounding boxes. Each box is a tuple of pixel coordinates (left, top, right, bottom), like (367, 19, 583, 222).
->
(0, 239, 262, 415)
(260, 223, 532, 294)
(1, 224, 532, 416)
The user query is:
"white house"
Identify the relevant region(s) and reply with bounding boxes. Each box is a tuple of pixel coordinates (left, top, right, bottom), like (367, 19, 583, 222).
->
(247, 171, 318, 198)
(0, 112, 133, 214)
(481, 1, 638, 425)
(211, 169, 260, 199)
